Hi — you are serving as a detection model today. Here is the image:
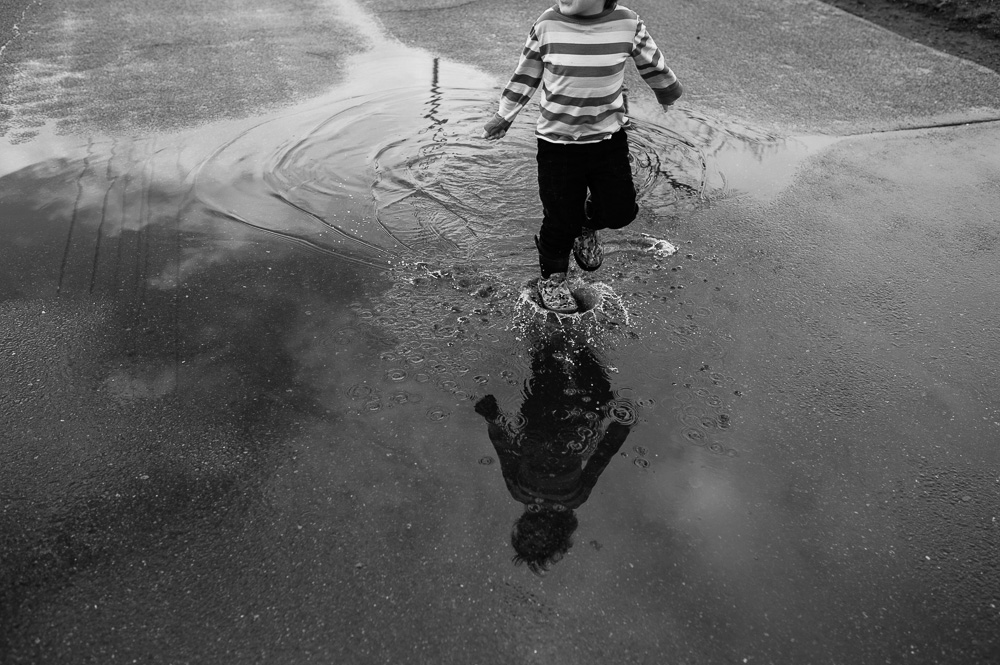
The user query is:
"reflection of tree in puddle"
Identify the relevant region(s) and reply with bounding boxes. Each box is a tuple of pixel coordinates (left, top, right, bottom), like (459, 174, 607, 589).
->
(474, 330, 636, 574)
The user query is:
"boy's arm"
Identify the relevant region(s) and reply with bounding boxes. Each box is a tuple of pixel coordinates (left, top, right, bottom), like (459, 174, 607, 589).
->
(483, 25, 544, 139)
(631, 17, 683, 111)
(576, 422, 631, 504)
(475, 395, 515, 452)
(474, 395, 521, 485)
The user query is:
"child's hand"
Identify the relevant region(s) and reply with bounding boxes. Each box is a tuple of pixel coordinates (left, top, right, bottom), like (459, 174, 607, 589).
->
(482, 113, 509, 140)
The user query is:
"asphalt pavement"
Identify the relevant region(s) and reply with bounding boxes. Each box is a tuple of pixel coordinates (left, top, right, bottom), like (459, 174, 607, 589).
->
(2, 1, 999, 663)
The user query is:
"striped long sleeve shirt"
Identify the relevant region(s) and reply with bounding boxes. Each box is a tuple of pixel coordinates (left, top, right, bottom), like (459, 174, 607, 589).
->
(496, 4, 682, 144)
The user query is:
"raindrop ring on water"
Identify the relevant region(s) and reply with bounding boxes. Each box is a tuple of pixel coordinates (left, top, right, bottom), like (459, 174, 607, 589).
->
(682, 427, 706, 445)
(390, 391, 417, 404)
(347, 383, 376, 401)
(426, 407, 451, 422)
(334, 327, 359, 343)
(479, 456, 494, 466)
(613, 388, 637, 400)
(680, 413, 705, 428)
(507, 412, 527, 429)
(386, 369, 408, 382)
(633, 458, 650, 469)
(607, 399, 638, 425)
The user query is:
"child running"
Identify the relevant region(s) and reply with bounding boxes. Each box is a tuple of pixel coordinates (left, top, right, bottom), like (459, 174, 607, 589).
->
(483, 0, 683, 313)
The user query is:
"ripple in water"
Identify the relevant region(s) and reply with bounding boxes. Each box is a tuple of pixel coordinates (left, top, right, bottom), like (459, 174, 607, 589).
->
(187, 43, 756, 275)
(426, 407, 451, 422)
(607, 398, 639, 426)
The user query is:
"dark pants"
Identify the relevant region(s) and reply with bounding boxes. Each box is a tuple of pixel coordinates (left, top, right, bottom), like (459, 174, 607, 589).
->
(535, 130, 638, 278)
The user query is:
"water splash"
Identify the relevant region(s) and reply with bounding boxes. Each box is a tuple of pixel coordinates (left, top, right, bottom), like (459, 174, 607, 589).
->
(515, 277, 631, 329)
(640, 233, 678, 258)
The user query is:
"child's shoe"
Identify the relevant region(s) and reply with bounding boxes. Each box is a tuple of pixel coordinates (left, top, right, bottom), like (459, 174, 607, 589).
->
(573, 227, 603, 272)
(537, 273, 578, 313)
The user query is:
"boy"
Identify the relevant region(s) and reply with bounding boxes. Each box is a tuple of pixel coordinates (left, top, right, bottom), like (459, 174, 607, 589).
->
(483, 0, 683, 313)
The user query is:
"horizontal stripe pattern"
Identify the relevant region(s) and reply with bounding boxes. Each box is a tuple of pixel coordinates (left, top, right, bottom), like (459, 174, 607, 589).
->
(496, 5, 679, 143)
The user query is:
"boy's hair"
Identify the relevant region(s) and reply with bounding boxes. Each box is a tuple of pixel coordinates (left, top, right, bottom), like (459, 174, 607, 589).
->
(510, 508, 579, 575)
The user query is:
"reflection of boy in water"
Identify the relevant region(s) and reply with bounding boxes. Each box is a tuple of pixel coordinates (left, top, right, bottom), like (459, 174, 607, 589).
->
(474, 338, 631, 573)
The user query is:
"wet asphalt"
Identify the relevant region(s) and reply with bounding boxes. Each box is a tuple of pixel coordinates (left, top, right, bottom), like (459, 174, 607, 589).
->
(2, 0, 999, 663)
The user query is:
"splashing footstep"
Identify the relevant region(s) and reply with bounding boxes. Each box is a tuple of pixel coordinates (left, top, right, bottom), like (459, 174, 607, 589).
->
(516, 276, 630, 326)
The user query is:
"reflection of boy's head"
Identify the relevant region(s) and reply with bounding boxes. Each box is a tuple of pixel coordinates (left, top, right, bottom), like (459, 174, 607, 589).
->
(511, 506, 579, 575)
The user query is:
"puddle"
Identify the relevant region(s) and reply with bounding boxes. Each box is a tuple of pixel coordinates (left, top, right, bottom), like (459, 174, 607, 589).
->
(0, 2, 831, 581)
